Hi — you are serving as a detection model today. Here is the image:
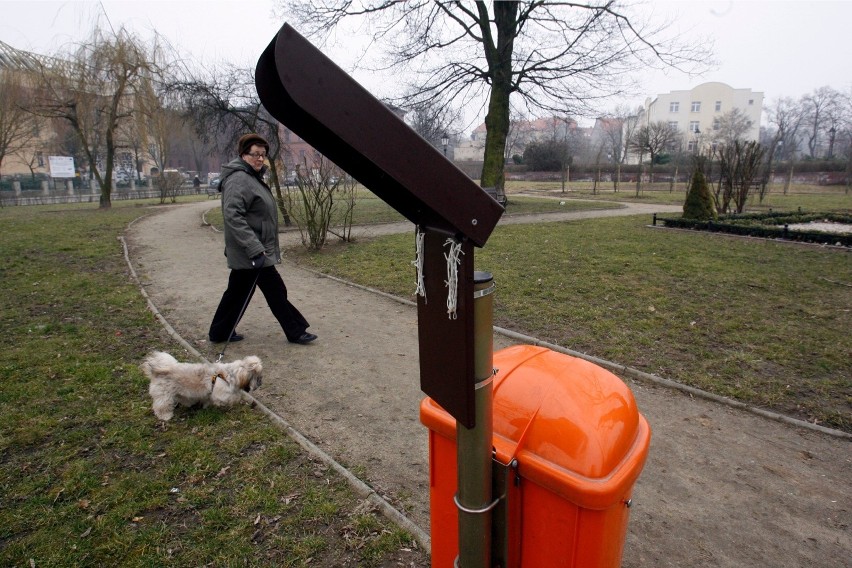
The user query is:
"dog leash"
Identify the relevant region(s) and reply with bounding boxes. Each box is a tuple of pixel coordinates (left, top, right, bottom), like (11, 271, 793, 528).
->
(216, 268, 261, 363)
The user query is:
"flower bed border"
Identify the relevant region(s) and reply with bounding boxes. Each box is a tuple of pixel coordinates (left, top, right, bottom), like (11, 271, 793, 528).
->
(656, 211, 852, 247)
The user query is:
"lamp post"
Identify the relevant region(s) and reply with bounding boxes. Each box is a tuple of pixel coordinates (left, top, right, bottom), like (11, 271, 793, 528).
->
(441, 132, 449, 158)
(828, 126, 836, 159)
(692, 127, 701, 154)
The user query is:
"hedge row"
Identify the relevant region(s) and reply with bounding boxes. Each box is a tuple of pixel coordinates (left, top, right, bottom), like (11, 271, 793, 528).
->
(658, 211, 852, 247)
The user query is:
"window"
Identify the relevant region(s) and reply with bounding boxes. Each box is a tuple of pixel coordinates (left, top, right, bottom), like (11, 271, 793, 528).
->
(715, 101, 722, 111)
(687, 140, 697, 152)
(36, 152, 44, 167)
(668, 121, 678, 130)
(691, 101, 701, 112)
(689, 121, 700, 133)
(669, 101, 680, 112)
(712, 118, 720, 130)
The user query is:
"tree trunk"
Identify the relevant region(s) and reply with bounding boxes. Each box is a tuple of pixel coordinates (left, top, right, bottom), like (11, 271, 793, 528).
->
(100, 127, 116, 209)
(784, 162, 794, 195)
(478, 1, 517, 201)
(561, 165, 569, 193)
(266, 160, 292, 226)
(614, 163, 621, 193)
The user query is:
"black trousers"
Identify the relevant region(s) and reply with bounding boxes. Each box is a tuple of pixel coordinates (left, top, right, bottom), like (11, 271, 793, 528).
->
(208, 266, 309, 343)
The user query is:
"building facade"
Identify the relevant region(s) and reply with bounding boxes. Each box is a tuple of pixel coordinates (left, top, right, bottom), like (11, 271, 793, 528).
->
(454, 116, 584, 163)
(637, 81, 763, 154)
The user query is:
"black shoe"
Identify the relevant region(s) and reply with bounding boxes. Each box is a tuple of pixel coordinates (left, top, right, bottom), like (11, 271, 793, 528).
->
(291, 332, 317, 345)
(209, 331, 244, 343)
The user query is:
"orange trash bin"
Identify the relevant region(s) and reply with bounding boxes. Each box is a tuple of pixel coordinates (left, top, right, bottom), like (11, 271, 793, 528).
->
(420, 345, 652, 568)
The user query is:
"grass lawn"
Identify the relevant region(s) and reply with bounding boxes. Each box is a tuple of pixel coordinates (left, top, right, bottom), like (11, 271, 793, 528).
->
(290, 213, 851, 432)
(0, 201, 425, 567)
(263, 190, 624, 228)
(506, 180, 852, 212)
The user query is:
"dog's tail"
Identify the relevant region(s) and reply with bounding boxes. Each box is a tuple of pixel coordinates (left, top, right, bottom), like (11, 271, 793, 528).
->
(140, 351, 179, 379)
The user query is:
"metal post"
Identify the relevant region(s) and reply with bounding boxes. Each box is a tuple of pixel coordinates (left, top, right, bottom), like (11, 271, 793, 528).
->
(456, 271, 495, 568)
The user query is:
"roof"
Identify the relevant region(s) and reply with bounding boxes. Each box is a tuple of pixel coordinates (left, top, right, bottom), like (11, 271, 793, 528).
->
(0, 40, 72, 74)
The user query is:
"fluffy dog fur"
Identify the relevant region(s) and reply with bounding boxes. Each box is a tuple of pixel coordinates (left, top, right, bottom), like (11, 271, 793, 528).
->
(141, 351, 262, 421)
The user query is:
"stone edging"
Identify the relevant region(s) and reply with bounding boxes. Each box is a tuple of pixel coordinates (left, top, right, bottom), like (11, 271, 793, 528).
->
(119, 219, 433, 554)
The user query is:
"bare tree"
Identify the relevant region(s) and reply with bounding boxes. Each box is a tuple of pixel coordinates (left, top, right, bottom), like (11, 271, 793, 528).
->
(28, 27, 154, 208)
(0, 69, 38, 180)
(548, 116, 580, 193)
(765, 96, 807, 195)
(761, 97, 804, 199)
(802, 86, 841, 159)
(281, 1, 711, 199)
(715, 141, 765, 214)
(840, 88, 852, 193)
(629, 120, 681, 194)
(597, 107, 636, 191)
(712, 108, 754, 146)
(821, 89, 848, 159)
(503, 110, 534, 163)
(138, 84, 180, 177)
(157, 169, 183, 204)
(284, 155, 347, 250)
(173, 64, 292, 225)
(407, 97, 458, 154)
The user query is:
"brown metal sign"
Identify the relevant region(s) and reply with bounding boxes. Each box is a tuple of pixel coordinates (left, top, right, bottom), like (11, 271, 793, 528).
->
(415, 231, 476, 427)
(255, 23, 503, 247)
(255, 24, 503, 426)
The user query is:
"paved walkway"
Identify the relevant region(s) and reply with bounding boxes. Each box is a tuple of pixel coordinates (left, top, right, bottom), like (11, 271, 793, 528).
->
(126, 199, 850, 567)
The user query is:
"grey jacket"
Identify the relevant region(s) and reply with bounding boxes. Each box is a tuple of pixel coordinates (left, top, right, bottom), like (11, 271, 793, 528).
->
(219, 158, 281, 270)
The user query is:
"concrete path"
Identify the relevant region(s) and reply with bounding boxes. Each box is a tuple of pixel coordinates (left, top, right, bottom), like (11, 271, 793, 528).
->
(126, 199, 850, 567)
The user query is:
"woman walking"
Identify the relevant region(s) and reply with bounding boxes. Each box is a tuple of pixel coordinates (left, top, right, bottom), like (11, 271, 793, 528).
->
(208, 133, 317, 346)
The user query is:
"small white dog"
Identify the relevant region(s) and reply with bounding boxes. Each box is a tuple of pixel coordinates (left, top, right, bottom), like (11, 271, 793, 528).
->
(141, 351, 263, 421)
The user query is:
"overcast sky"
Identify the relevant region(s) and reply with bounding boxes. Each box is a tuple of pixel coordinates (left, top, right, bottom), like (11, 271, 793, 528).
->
(2, 0, 850, 130)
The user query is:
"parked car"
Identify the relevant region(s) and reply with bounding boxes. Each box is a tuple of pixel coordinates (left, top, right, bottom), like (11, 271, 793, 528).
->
(209, 178, 221, 190)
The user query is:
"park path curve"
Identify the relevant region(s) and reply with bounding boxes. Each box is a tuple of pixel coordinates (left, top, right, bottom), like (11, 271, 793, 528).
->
(126, 199, 850, 567)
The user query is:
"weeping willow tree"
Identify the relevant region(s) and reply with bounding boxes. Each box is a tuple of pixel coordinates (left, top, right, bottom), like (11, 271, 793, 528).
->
(29, 27, 157, 208)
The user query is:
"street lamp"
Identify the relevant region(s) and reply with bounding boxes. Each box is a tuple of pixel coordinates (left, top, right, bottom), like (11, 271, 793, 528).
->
(828, 126, 836, 158)
(441, 132, 449, 158)
(692, 127, 701, 154)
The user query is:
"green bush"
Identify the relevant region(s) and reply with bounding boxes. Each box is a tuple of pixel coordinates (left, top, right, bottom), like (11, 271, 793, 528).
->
(682, 168, 717, 220)
(660, 211, 852, 246)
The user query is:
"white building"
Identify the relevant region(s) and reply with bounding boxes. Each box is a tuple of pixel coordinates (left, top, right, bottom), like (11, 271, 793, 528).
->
(637, 81, 763, 154)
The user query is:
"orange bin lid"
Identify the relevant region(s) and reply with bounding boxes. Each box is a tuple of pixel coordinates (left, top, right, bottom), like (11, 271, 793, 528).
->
(421, 345, 651, 509)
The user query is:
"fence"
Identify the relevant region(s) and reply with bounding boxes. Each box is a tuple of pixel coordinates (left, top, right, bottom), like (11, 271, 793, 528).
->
(0, 179, 204, 207)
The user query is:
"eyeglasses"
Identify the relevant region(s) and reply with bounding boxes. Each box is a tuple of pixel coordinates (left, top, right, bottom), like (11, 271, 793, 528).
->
(246, 152, 267, 159)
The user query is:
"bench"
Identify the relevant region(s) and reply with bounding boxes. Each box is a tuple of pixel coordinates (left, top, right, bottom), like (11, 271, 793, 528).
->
(482, 186, 508, 206)
(206, 188, 219, 199)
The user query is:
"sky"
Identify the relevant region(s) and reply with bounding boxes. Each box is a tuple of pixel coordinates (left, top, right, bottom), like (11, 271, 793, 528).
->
(1, 0, 850, 131)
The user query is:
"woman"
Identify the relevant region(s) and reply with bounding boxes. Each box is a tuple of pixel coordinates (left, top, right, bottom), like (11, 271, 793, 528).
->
(208, 133, 317, 345)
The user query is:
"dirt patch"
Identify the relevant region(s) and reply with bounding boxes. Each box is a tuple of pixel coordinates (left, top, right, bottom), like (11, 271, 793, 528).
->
(127, 201, 851, 567)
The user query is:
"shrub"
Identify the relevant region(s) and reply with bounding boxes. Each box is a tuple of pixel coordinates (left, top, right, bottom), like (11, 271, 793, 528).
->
(682, 168, 717, 220)
(659, 211, 852, 247)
